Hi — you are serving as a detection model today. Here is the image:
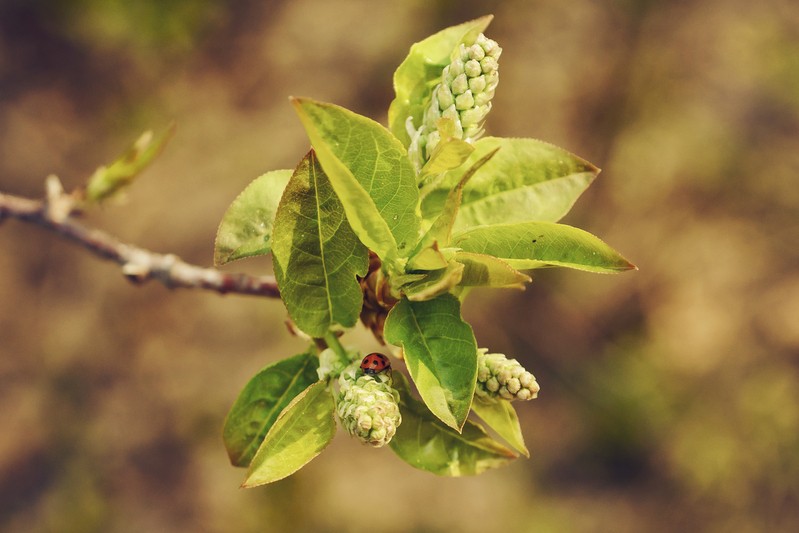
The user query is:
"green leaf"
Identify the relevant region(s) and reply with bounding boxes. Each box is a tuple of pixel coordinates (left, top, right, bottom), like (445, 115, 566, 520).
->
(85, 125, 175, 203)
(214, 169, 292, 266)
(272, 152, 369, 337)
(243, 381, 336, 487)
(421, 137, 599, 229)
(455, 252, 531, 288)
(291, 98, 420, 264)
(419, 137, 475, 184)
(405, 243, 449, 271)
(390, 373, 517, 475)
(471, 397, 529, 457)
(402, 261, 465, 301)
(388, 15, 493, 147)
(223, 351, 320, 467)
(383, 294, 477, 430)
(408, 147, 499, 270)
(454, 221, 636, 273)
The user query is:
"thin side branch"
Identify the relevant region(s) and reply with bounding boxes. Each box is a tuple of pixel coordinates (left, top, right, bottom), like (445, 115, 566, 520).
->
(0, 188, 280, 298)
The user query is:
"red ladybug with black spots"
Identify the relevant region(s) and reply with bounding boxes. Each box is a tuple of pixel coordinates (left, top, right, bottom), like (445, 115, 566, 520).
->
(360, 352, 391, 376)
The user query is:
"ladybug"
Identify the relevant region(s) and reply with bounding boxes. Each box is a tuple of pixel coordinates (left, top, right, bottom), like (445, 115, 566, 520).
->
(360, 352, 391, 376)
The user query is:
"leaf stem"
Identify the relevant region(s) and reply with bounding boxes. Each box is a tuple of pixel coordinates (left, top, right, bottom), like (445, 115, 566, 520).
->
(322, 331, 350, 366)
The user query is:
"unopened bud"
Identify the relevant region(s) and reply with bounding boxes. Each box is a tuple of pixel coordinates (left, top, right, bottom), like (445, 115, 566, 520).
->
(407, 32, 502, 171)
(475, 349, 540, 401)
(336, 364, 402, 447)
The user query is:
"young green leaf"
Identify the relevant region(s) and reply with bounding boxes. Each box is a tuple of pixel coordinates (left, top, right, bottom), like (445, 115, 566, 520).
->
(85, 125, 175, 203)
(408, 147, 498, 271)
(243, 381, 336, 487)
(388, 15, 493, 147)
(223, 351, 320, 467)
(454, 221, 636, 273)
(405, 243, 449, 271)
(419, 137, 475, 184)
(389, 373, 517, 475)
(272, 152, 369, 337)
(383, 294, 478, 430)
(214, 169, 292, 266)
(402, 261, 465, 302)
(455, 252, 531, 289)
(421, 137, 599, 229)
(470, 397, 529, 457)
(291, 97, 420, 264)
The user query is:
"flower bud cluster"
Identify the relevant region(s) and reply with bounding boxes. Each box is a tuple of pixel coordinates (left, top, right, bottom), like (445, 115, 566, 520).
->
(408, 33, 502, 170)
(336, 365, 401, 447)
(475, 349, 540, 401)
(317, 347, 350, 381)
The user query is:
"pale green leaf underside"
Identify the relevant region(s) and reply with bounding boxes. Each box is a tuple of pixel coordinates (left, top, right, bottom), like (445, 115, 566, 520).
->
(384, 294, 477, 430)
(214, 169, 292, 266)
(403, 261, 464, 302)
(243, 381, 336, 487)
(454, 221, 636, 273)
(471, 397, 529, 457)
(421, 137, 599, 230)
(455, 252, 531, 288)
(389, 15, 493, 147)
(390, 373, 517, 476)
(292, 98, 420, 263)
(222, 351, 319, 467)
(272, 152, 368, 337)
(406, 244, 449, 271)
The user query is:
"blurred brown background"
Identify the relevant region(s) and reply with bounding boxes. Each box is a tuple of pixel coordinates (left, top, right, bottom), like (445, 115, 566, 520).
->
(1, 0, 798, 531)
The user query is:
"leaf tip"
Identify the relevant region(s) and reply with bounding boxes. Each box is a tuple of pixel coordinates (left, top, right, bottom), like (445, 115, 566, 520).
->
(289, 96, 309, 113)
(240, 479, 266, 489)
(617, 254, 637, 271)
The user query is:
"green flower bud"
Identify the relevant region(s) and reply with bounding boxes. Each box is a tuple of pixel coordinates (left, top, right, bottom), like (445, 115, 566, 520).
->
(407, 32, 502, 171)
(437, 84, 455, 109)
(475, 349, 540, 401)
(468, 76, 487, 94)
(455, 91, 475, 111)
(451, 73, 469, 95)
(317, 347, 352, 381)
(468, 44, 486, 61)
(336, 365, 401, 447)
(464, 59, 482, 78)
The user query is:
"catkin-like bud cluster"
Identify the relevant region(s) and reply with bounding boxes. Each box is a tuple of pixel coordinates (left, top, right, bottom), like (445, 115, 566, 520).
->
(408, 33, 502, 170)
(336, 365, 401, 447)
(317, 347, 349, 381)
(475, 349, 540, 401)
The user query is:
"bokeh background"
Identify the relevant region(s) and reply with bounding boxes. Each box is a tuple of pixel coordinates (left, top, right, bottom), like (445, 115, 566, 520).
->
(2, 0, 798, 531)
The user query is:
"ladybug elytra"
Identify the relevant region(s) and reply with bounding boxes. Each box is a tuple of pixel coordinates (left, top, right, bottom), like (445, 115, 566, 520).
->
(360, 352, 391, 375)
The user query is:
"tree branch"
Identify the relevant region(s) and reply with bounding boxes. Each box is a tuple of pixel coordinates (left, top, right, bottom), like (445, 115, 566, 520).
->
(0, 187, 281, 298)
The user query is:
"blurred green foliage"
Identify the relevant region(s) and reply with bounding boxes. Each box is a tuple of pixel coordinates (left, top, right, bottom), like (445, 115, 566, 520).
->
(55, 0, 220, 54)
(1, 0, 798, 531)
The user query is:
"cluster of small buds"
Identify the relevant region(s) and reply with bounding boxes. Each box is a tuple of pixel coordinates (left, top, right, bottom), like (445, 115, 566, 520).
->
(475, 349, 540, 401)
(336, 364, 401, 447)
(317, 347, 350, 381)
(408, 33, 502, 171)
